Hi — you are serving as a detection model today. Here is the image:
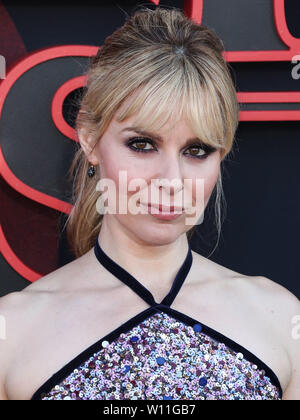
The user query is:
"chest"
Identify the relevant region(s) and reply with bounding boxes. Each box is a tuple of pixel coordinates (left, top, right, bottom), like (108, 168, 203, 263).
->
(5, 288, 288, 400)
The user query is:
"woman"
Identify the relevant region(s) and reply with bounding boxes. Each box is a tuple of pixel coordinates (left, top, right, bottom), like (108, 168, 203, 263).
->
(0, 7, 299, 400)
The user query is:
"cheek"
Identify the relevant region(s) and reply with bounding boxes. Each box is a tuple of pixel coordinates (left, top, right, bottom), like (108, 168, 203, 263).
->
(98, 142, 149, 182)
(190, 161, 220, 205)
(99, 156, 153, 198)
(102, 165, 149, 196)
(99, 158, 152, 209)
(204, 168, 219, 200)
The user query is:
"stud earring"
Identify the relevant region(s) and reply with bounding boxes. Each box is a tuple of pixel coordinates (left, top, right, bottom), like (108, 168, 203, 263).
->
(87, 164, 96, 178)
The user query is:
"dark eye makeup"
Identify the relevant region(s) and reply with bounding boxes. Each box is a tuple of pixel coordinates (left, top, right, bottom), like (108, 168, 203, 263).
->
(125, 137, 217, 160)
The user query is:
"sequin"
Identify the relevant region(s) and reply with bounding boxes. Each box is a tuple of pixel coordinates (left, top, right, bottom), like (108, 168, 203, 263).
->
(199, 377, 208, 387)
(123, 365, 130, 373)
(38, 312, 281, 401)
(193, 323, 202, 333)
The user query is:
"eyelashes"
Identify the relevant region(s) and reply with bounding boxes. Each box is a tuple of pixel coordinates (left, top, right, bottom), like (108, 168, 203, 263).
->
(126, 137, 217, 160)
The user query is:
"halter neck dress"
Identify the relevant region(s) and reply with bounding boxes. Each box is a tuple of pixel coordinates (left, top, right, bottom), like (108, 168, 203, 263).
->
(31, 239, 282, 400)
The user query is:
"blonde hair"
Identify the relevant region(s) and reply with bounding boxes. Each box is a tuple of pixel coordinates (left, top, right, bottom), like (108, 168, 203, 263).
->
(63, 6, 239, 259)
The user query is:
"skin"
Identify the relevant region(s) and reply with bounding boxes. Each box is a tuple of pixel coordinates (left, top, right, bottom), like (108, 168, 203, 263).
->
(0, 99, 299, 400)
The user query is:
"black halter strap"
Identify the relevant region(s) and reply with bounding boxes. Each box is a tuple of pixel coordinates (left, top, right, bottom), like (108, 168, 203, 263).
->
(94, 238, 193, 307)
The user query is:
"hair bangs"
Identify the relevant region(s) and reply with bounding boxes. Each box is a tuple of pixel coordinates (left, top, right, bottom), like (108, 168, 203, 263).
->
(184, 67, 226, 151)
(115, 64, 226, 152)
(115, 73, 185, 133)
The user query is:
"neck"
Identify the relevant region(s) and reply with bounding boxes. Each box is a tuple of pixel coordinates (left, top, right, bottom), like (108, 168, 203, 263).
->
(97, 216, 190, 293)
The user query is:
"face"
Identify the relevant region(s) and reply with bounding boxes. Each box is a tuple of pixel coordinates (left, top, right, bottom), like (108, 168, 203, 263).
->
(79, 101, 221, 246)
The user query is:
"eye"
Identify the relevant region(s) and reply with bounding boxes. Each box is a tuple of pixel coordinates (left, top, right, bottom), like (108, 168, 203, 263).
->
(126, 137, 156, 153)
(184, 144, 217, 160)
(126, 137, 217, 159)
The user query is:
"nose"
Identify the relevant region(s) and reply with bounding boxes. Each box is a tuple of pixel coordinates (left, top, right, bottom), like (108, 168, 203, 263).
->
(155, 154, 184, 196)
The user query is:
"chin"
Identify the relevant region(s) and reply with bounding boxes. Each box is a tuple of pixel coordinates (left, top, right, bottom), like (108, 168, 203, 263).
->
(130, 221, 186, 246)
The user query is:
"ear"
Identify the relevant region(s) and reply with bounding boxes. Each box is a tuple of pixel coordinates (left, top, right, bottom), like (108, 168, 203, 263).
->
(77, 127, 100, 166)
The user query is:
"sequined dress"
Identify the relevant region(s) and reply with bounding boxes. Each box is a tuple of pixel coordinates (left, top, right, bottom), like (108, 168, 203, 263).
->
(31, 239, 282, 400)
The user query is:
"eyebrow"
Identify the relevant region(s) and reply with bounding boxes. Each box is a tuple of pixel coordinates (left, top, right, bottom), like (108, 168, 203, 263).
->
(121, 126, 203, 148)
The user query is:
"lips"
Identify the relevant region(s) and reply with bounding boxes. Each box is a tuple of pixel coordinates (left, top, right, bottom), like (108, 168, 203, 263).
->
(141, 203, 184, 213)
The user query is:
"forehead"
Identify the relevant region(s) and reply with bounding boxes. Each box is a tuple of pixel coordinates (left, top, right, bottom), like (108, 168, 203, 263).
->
(110, 90, 194, 136)
(112, 113, 193, 136)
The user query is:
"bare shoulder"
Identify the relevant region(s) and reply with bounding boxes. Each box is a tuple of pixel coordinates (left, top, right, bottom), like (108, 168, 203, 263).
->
(0, 288, 52, 347)
(249, 276, 300, 400)
(0, 248, 101, 399)
(235, 274, 300, 327)
(0, 245, 121, 350)
(0, 251, 91, 361)
(0, 277, 62, 366)
(0, 245, 116, 353)
(0, 289, 48, 400)
(191, 249, 300, 332)
(248, 276, 300, 400)
(191, 249, 299, 308)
